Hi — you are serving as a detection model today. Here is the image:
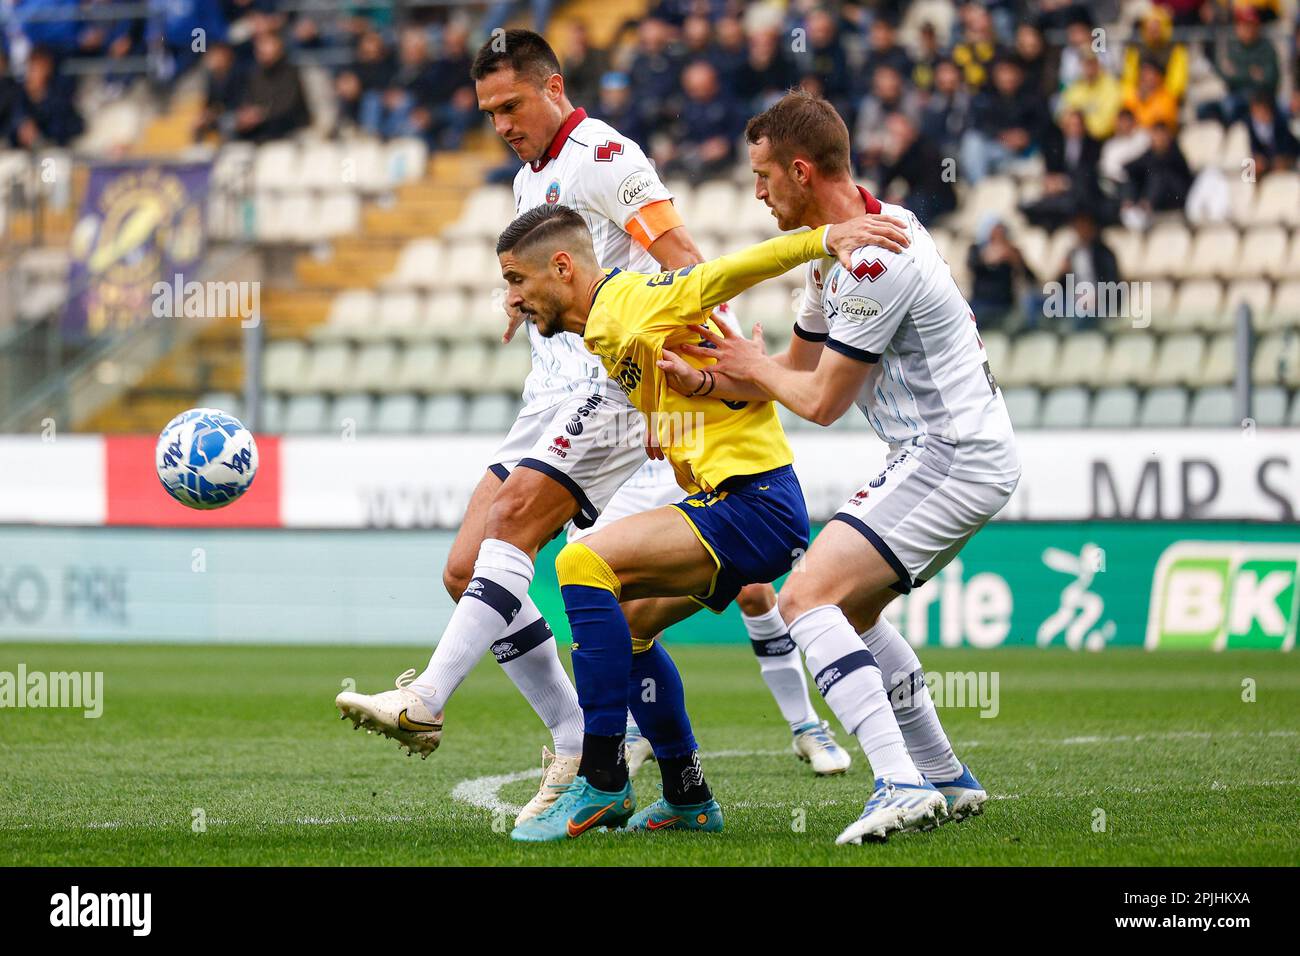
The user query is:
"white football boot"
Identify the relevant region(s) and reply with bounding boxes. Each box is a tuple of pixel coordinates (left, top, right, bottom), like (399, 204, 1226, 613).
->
(835, 778, 949, 845)
(514, 747, 581, 826)
(792, 720, 852, 775)
(335, 668, 443, 758)
(625, 723, 655, 779)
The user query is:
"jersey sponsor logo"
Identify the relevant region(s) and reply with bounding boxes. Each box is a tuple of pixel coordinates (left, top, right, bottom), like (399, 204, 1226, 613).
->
(594, 140, 624, 163)
(546, 180, 561, 204)
(548, 435, 572, 458)
(618, 170, 657, 206)
(611, 356, 643, 394)
(851, 258, 888, 282)
(838, 295, 883, 322)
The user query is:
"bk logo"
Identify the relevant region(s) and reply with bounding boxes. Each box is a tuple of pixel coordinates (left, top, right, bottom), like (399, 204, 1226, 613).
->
(594, 140, 623, 162)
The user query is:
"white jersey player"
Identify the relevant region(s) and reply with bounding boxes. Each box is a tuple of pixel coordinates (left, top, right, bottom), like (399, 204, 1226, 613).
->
(335, 35, 913, 822)
(661, 92, 1020, 845)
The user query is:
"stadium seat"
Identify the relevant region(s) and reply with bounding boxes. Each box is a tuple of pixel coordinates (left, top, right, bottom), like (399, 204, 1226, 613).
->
(1224, 279, 1273, 329)
(1170, 279, 1224, 332)
(441, 243, 498, 291)
(1222, 124, 1251, 173)
(442, 342, 493, 391)
(1251, 333, 1300, 386)
(1235, 226, 1290, 279)
(1262, 281, 1300, 331)
(465, 394, 518, 433)
(1184, 226, 1238, 280)
(385, 138, 428, 185)
(445, 187, 515, 240)
(691, 182, 738, 233)
(298, 140, 342, 190)
(1003, 332, 1058, 387)
(1053, 332, 1108, 387)
(1001, 387, 1040, 428)
(1252, 387, 1289, 427)
(1139, 222, 1192, 277)
(315, 289, 378, 342)
(1098, 334, 1156, 387)
(1135, 279, 1175, 332)
(352, 343, 400, 392)
(1089, 387, 1140, 427)
(1196, 332, 1237, 387)
(1150, 333, 1206, 387)
(424, 290, 471, 339)
(302, 343, 355, 393)
(485, 341, 533, 391)
(331, 394, 375, 434)
(1178, 121, 1224, 172)
(664, 179, 693, 222)
(420, 394, 468, 432)
(1290, 390, 1300, 426)
(1187, 387, 1236, 427)
(384, 239, 444, 290)
(1039, 386, 1090, 427)
(254, 141, 298, 190)
(394, 344, 447, 392)
(742, 286, 794, 325)
(1252, 173, 1300, 227)
(1138, 387, 1189, 427)
(318, 191, 360, 237)
(263, 341, 309, 392)
(374, 394, 422, 433)
(1101, 227, 1142, 279)
(981, 331, 1009, 379)
(343, 137, 388, 193)
(199, 392, 241, 420)
(374, 291, 424, 341)
(260, 394, 286, 433)
(283, 394, 329, 433)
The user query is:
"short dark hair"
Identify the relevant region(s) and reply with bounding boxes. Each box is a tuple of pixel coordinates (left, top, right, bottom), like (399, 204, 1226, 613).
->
(744, 91, 851, 178)
(496, 203, 592, 259)
(471, 28, 562, 84)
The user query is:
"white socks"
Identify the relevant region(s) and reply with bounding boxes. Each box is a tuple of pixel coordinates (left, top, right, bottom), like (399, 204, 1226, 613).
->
(743, 606, 818, 730)
(410, 538, 582, 756)
(787, 604, 920, 785)
(860, 615, 963, 781)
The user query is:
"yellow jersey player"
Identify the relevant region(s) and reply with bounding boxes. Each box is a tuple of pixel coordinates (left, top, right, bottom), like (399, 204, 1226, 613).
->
(494, 203, 910, 842)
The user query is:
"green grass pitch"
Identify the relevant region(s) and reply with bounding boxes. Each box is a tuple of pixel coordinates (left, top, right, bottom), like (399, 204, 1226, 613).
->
(1, 643, 1296, 866)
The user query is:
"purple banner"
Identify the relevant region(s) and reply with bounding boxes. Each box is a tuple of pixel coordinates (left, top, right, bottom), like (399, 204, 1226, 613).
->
(64, 163, 212, 337)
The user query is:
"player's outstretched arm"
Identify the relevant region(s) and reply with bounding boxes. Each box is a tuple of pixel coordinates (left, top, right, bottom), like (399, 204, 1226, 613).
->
(677, 321, 872, 426)
(656, 336, 770, 403)
(695, 216, 896, 311)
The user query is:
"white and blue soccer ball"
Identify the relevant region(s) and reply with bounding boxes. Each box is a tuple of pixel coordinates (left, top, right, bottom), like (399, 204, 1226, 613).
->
(155, 408, 259, 509)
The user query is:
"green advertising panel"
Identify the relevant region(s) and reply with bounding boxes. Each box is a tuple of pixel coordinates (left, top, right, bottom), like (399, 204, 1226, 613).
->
(531, 522, 1300, 651)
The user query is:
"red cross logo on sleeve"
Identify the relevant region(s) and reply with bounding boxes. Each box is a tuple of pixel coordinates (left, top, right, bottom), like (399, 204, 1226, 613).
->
(594, 140, 623, 162)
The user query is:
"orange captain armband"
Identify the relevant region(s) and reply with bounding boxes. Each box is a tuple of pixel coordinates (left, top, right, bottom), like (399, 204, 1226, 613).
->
(625, 199, 684, 250)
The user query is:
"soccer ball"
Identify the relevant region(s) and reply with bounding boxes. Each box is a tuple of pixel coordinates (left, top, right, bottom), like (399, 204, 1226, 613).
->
(155, 408, 259, 509)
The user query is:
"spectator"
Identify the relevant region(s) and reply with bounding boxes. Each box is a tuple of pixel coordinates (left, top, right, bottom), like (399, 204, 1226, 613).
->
(483, 0, 554, 37)
(1201, 6, 1280, 125)
(1012, 22, 1058, 102)
(235, 28, 309, 143)
(1120, 121, 1193, 230)
(911, 21, 943, 93)
(656, 60, 742, 181)
(710, 16, 747, 91)
(148, 0, 229, 80)
(950, 3, 999, 92)
(1058, 11, 1120, 88)
(590, 71, 646, 147)
(1124, 59, 1179, 130)
(960, 58, 1049, 183)
(865, 16, 914, 93)
(967, 214, 1036, 330)
(919, 59, 971, 157)
(854, 64, 922, 179)
(0, 48, 22, 143)
(194, 40, 247, 140)
(794, 8, 854, 121)
(556, 21, 605, 107)
(1247, 91, 1299, 173)
(875, 111, 957, 224)
(736, 26, 796, 110)
(1055, 211, 1121, 331)
(334, 30, 394, 130)
(627, 17, 681, 136)
(10, 46, 84, 147)
(360, 26, 437, 143)
(426, 23, 477, 150)
(1123, 6, 1188, 103)
(1152, 0, 1206, 29)
(1060, 52, 1124, 140)
(1022, 109, 1105, 230)
(1099, 108, 1152, 194)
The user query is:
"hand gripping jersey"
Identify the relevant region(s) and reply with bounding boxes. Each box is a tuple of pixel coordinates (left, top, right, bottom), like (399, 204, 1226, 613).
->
(582, 228, 833, 493)
(512, 109, 681, 412)
(796, 188, 1020, 484)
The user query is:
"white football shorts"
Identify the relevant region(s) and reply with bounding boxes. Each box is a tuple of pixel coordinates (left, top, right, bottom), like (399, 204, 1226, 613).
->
(831, 441, 1018, 592)
(489, 387, 651, 530)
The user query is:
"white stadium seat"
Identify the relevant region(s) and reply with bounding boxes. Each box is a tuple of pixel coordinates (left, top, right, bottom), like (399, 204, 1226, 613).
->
(1090, 387, 1140, 427)
(263, 341, 308, 393)
(1187, 387, 1236, 427)
(1138, 387, 1189, 427)
(1150, 333, 1206, 387)
(1252, 172, 1300, 227)
(1235, 226, 1290, 280)
(1001, 387, 1040, 428)
(1039, 387, 1090, 428)
(384, 239, 444, 290)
